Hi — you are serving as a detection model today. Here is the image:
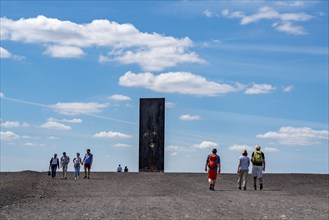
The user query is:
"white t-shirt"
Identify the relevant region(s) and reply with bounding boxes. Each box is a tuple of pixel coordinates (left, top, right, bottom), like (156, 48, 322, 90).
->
(239, 155, 250, 171)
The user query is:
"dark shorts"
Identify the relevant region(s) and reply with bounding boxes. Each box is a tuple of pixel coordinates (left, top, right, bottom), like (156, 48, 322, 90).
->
(84, 163, 91, 169)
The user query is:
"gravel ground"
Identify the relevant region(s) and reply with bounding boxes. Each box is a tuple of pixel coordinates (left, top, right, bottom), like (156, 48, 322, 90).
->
(0, 171, 328, 220)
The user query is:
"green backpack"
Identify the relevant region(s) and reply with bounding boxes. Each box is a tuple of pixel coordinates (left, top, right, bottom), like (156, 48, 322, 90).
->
(252, 151, 263, 163)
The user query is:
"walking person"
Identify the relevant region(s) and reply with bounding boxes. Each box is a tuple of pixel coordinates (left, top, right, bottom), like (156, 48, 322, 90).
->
(251, 145, 266, 190)
(205, 148, 221, 191)
(60, 152, 70, 179)
(73, 152, 83, 180)
(50, 153, 60, 179)
(237, 149, 250, 190)
(83, 148, 93, 179)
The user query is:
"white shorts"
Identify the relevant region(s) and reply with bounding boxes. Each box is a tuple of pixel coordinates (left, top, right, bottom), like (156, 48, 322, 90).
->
(252, 165, 263, 178)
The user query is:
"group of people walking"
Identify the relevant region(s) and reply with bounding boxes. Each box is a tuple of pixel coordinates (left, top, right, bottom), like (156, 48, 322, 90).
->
(205, 144, 265, 191)
(49, 148, 93, 180)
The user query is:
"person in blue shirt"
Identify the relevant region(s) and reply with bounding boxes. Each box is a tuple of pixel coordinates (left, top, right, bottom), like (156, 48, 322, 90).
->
(83, 148, 93, 179)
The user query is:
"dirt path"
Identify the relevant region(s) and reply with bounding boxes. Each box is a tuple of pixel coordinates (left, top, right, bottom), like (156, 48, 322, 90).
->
(1, 172, 328, 219)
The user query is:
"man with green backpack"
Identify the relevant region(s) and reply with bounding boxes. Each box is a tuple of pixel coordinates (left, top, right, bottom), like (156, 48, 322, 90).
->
(251, 145, 265, 190)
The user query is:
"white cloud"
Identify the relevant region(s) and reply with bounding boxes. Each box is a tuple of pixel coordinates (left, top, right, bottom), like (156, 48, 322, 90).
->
(48, 136, 58, 140)
(0, 47, 11, 58)
(245, 83, 275, 94)
(203, 9, 219, 18)
(0, 92, 4, 98)
(0, 131, 20, 140)
(274, 1, 305, 7)
(222, 6, 312, 35)
(228, 144, 253, 152)
(41, 121, 71, 130)
(0, 121, 30, 128)
(273, 21, 306, 35)
(256, 127, 329, 145)
(43, 45, 85, 58)
(62, 118, 83, 123)
(263, 147, 280, 152)
(166, 145, 194, 155)
(119, 71, 241, 96)
(165, 101, 175, 108)
(108, 94, 131, 101)
(110, 46, 205, 71)
(179, 114, 201, 121)
(1, 15, 204, 71)
(48, 117, 82, 124)
(50, 102, 108, 115)
(0, 47, 25, 60)
(114, 143, 131, 148)
(283, 85, 294, 92)
(94, 131, 132, 139)
(193, 141, 218, 149)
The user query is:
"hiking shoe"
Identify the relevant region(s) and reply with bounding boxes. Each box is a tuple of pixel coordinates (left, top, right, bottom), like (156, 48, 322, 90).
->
(260, 183, 263, 190)
(238, 186, 241, 190)
(87, 177, 90, 179)
(83, 176, 87, 179)
(254, 185, 257, 190)
(244, 186, 246, 190)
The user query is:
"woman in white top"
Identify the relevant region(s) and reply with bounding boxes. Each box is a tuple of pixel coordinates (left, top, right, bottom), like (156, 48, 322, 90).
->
(237, 149, 250, 190)
(73, 152, 83, 179)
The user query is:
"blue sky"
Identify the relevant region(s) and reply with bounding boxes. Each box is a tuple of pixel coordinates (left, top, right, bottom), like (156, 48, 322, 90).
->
(1, 0, 328, 173)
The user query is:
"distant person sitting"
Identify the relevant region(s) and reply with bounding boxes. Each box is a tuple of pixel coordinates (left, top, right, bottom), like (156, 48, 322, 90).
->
(124, 166, 128, 172)
(117, 164, 122, 172)
(251, 145, 265, 190)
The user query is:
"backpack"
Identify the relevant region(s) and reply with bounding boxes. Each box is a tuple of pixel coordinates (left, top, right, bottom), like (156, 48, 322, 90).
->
(252, 151, 263, 163)
(208, 154, 217, 169)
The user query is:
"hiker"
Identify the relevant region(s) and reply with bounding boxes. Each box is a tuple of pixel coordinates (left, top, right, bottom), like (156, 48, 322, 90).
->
(60, 152, 70, 179)
(50, 153, 60, 178)
(237, 149, 250, 190)
(251, 145, 266, 190)
(117, 164, 122, 172)
(205, 148, 221, 191)
(124, 166, 128, 172)
(73, 152, 83, 180)
(83, 148, 93, 179)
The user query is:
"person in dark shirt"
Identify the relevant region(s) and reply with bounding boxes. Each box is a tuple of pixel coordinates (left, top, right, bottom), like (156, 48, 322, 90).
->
(251, 145, 266, 190)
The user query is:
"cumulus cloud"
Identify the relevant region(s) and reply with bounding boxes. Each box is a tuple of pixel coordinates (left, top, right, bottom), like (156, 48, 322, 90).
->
(0, 131, 20, 140)
(256, 126, 329, 145)
(108, 94, 131, 101)
(0, 47, 11, 58)
(228, 144, 253, 152)
(222, 6, 312, 35)
(0, 92, 4, 98)
(94, 131, 132, 139)
(50, 102, 108, 115)
(283, 85, 294, 92)
(179, 114, 201, 121)
(1, 121, 30, 128)
(245, 83, 275, 94)
(114, 143, 131, 148)
(0, 47, 25, 60)
(41, 121, 71, 130)
(193, 141, 218, 149)
(119, 71, 241, 96)
(263, 147, 279, 152)
(47, 117, 82, 124)
(43, 45, 85, 58)
(1, 15, 204, 71)
(166, 145, 194, 155)
(165, 101, 175, 108)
